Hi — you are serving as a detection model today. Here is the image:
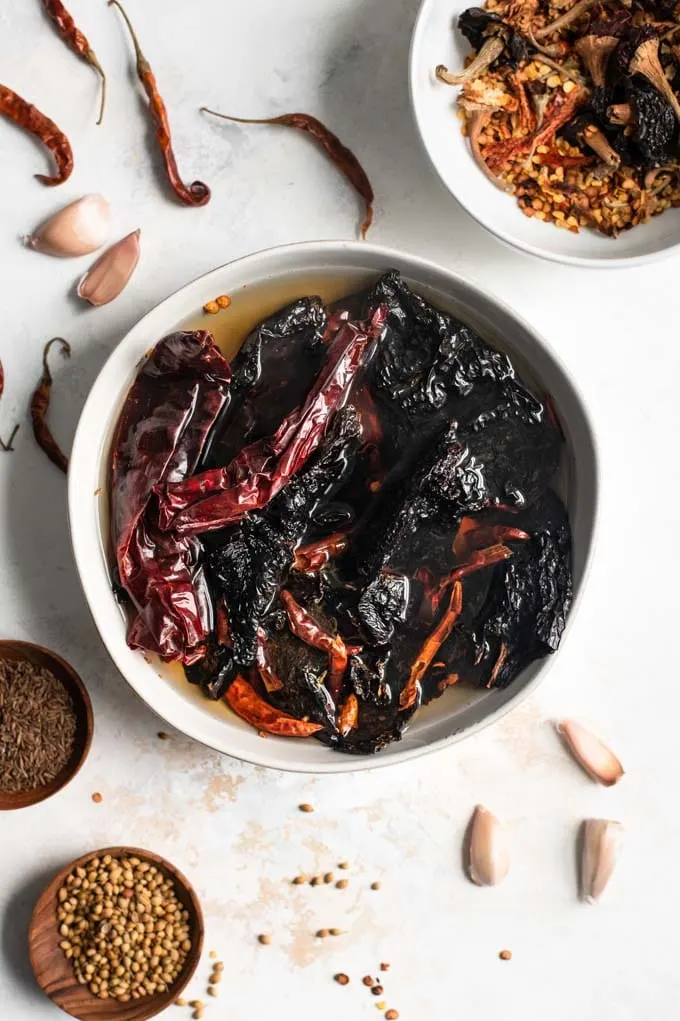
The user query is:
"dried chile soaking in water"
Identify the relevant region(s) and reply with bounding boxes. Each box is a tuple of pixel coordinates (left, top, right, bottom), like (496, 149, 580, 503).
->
(111, 271, 572, 754)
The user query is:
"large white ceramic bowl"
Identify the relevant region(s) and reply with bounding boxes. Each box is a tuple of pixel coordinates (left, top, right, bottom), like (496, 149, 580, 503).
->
(409, 0, 680, 267)
(69, 241, 598, 773)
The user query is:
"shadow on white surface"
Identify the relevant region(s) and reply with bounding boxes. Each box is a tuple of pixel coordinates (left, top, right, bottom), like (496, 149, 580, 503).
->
(1, 862, 62, 1003)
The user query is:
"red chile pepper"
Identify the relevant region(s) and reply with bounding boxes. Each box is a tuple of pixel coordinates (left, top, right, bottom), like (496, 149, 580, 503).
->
(109, 1, 210, 207)
(293, 532, 349, 573)
(111, 331, 231, 662)
(0, 359, 19, 453)
(42, 0, 107, 125)
(30, 338, 70, 472)
(280, 590, 360, 702)
(337, 693, 359, 737)
(486, 643, 508, 689)
(216, 601, 232, 647)
(157, 308, 386, 537)
(202, 107, 374, 238)
(0, 85, 73, 185)
(452, 517, 529, 560)
(225, 674, 324, 737)
(400, 581, 464, 710)
(256, 632, 284, 693)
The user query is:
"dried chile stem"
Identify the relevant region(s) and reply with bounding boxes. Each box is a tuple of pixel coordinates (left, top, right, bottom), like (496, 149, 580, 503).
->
(201, 106, 374, 238)
(109, 0, 210, 206)
(0, 424, 20, 453)
(30, 337, 70, 473)
(42, 0, 107, 124)
(0, 84, 73, 185)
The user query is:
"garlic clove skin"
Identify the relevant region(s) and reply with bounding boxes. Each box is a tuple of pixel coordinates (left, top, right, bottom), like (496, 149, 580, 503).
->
(29, 194, 111, 257)
(467, 805, 509, 886)
(77, 230, 141, 306)
(581, 819, 623, 904)
(557, 720, 624, 786)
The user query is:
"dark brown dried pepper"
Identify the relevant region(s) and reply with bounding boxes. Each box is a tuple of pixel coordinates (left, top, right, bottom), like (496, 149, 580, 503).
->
(42, 0, 107, 124)
(0, 84, 73, 185)
(109, 1, 210, 207)
(201, 107, 374, 238)
(30, 338, 70, 473)
(0, 359, 19, 453)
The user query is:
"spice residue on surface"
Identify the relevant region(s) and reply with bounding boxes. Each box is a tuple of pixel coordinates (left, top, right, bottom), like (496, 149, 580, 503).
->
(0, 658, 76, 793)
(57, 852, 192, 1001)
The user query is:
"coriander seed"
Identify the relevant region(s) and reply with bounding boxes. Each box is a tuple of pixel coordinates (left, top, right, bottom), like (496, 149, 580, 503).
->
(299, 803, 314, 813)
(334, 973, 350, 985)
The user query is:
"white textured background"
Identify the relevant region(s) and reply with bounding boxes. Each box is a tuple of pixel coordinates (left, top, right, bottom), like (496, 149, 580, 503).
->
(1, 0, 678, 1018)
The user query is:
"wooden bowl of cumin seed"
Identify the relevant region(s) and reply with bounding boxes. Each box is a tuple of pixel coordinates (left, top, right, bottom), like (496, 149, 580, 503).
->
(0, 640, 93, 810)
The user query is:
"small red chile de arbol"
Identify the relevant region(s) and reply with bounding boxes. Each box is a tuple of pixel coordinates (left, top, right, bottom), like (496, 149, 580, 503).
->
(30, 338, 71, 473)
(0, 85, 73, 185)
(225, 675, 324, 737)
(109, 0, 210, 206)
(42, 0, 107, 124)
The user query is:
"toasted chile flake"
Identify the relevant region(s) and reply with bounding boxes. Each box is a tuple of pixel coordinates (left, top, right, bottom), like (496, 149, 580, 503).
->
(42, 0, 107, 124)
(30, 338, 71, 473)
(201, 107, 374, 238)
(0, 85, 73, 185)
(225, 676, 324, 737)
(109, 1, 210, 206)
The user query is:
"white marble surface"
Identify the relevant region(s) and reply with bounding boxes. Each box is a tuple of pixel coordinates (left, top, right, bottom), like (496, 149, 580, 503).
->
(1, 0, 678, 1018)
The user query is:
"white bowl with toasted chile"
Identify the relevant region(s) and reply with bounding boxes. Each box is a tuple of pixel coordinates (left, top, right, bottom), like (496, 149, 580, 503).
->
(409, 0, 680, 267)
(68, 241, 598, 773)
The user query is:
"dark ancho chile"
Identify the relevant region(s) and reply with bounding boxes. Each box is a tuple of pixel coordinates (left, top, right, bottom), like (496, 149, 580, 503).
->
(111, 271, 572, 754)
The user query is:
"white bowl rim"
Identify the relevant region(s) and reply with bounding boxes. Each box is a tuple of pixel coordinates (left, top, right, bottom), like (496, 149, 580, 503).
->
(68, 239, 599, 773)
(408, 0, 680, 269)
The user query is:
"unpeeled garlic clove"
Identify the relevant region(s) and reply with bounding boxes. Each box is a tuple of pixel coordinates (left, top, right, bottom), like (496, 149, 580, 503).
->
(467, 805, 509, 886)
(557, 719, 624, 786)
(580, 819, 623, 904)
(77, 230, 141, 306)
(29, 194, 111, 256)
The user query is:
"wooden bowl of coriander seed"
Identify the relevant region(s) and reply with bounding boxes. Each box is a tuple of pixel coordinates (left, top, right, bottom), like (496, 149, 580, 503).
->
(0, 640, 93, 810)
(29, 847, 204, 1021)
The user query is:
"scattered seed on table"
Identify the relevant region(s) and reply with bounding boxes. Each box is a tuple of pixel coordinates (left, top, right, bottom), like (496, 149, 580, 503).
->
(216, 294, 231, 309)
(317, 929, 330, 938)
(372, 985, 384, 996)
(499, 949, 512, 961)
(207, 986, 218, 997)
(192, 1011, 204, 1021)
(329, 928, 343, 936)
(338, 861, 350, 869)
(371, 881, 381, 890)
(258, 934, 271, 945)
(336, 879, 349, 889)
(386, 1011, 400, 1019)
(299, 803, 314, 813)
(91, 792, 102, 803)
(189, 1003, 204, 1010)
(363, 976, 374, 986)
(203, 300, 219, 314)
(210, 970, 222, 983)
(310, 876, 322, 887)
(380, 962, 390, 971)
(376, 1004, 387, 1011)
(292, 875, 306, 885)
(209, 951, 217, 959)
(334, 973, 350, 985)
(158, 731, 169, 740)
(213, 961, 224, 972)
(324, 872, 334, 884)
(175, 999, 186, 1007)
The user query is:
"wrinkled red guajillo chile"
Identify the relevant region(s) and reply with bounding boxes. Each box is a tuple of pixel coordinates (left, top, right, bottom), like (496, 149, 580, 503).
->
(111, 331, 231, 662)
(225, 674, 324, 737)
(280, 589, 360, 702)
(109, 0, 210, 207)
(157, 308, 386, 537)
(256, 631, 284, 693)
(42, 0, 107, 125)
(0, 84, 73, 185)
(0, 359, 19, 453)
(400, 581, 464, 710)
(30, 338, 70, 472)
(452, 518, 529, 559)
(201, 107, 374, 238)
(293, 531, 349, 572)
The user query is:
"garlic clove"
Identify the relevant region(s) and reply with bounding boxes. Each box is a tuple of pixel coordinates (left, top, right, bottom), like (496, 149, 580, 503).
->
(29, 194, 111, 257)
(467, 805, 509, 886)
(77, 230, 141, 306)
(557, 720, 624, 786)
(580, 819, 623, 904)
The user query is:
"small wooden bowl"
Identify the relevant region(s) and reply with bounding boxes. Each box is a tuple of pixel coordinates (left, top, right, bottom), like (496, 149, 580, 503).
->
(0, 640, 93, 810)
(29, 846, 204, 1021)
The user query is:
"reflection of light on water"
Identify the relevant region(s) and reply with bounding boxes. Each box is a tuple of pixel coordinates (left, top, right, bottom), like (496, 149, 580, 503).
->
(99, 269, 573, 735)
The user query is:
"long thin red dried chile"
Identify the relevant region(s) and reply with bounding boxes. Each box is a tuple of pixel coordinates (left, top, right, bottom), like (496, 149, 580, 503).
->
(400, 581, 464, 710)
(0, 84, 73, 185)
(30, 338, 70, 472)
(293, 531, 349, 572)
(42, 0, 107, 124)
(202, 107, 374, 238)
(109, 1, 210, 206)
(111, 331, 231, 662)
(225, 675, 324, 737)
(157, 308, 386, 537)
(280, 590, 360, 702)
(452, 517, 529, 559)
